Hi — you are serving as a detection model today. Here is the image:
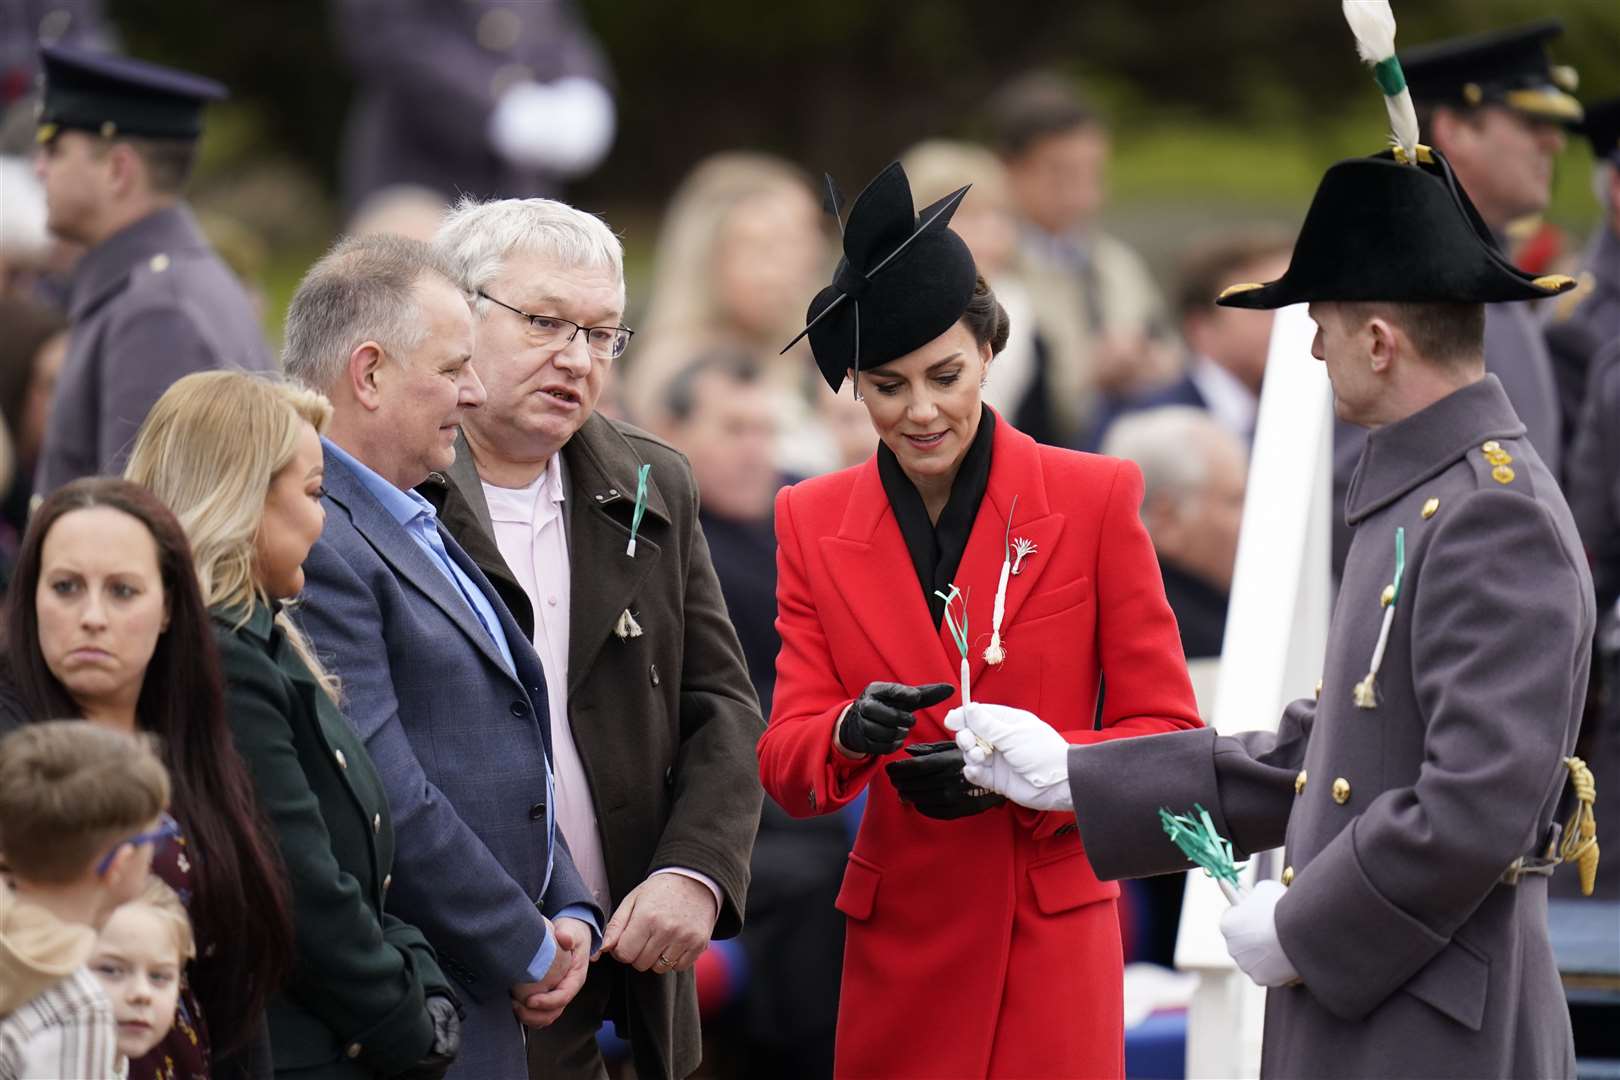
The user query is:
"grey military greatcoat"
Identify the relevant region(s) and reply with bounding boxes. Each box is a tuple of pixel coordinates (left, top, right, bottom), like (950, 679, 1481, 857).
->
(36, 203, 272, 493)
(1072, 375, 1594, 1078)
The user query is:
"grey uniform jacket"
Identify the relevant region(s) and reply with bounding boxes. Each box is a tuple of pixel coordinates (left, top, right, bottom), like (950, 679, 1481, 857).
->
(1071, 376, 1593, 1079)
(1332, 304, 1562, 574)
(297, 447, 598, 1080)
(35, 204, 272, 494)
(1568, 226, 1620, 350)
(334, 0, 610, 206)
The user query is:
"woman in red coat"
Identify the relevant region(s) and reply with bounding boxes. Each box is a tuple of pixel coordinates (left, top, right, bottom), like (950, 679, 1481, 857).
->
(756, 162, 1204, 1079)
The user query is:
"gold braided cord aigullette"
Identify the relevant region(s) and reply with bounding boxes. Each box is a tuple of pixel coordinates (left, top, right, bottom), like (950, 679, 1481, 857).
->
(1560, 756, 1600, 897)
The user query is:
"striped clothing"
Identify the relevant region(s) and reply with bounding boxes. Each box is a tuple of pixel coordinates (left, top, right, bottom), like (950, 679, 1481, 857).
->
(0, 967, 122, 1080)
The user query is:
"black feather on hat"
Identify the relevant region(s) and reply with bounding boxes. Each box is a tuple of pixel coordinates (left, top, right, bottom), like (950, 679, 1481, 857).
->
(783, 161, 977, 394)
(1216, 145, 1577, 311)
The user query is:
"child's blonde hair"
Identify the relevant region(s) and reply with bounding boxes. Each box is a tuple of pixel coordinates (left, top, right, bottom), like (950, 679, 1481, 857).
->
(123, 877, 196, 963)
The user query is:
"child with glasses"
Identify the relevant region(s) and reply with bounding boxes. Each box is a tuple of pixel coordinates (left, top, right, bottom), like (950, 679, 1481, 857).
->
(0, 720, 171, 1080)
(90, 878, 195, 1073)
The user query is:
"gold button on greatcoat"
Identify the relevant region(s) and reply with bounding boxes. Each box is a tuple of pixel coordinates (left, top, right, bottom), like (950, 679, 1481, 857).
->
(1481, 440, 1500, 454)
(1422, 497, 1439, 519)
(372, 813, 381, 833)
(346, 1043, 362, 1059)
(148, 253, 170, 273)
(1492, 465, 1516, 484)
(334, 749, 348, 770)
(1332, 777, 1351, 804)
(1281, 866, 1294, 886)
(382, 874, 392, 891)
(1294, 769, 1307, 795)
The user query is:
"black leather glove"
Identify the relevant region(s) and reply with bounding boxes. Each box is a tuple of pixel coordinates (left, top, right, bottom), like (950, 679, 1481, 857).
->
(839, 681, 955, 756)
(885, 741, 1006, 820)
(392, 994, 461, 1080)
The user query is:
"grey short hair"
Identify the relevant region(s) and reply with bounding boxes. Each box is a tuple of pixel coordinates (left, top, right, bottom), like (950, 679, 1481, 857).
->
(281, 233, 462, 391)
(1100, 406, 1242, 506)
(434, 196, 625, 317)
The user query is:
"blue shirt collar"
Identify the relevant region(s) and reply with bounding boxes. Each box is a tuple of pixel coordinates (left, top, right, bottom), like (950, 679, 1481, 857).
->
(322, 437, 439, 530)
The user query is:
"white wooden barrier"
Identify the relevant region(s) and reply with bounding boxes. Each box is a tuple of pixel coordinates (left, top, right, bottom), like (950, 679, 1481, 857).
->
(1173, 302, 1334, 1079)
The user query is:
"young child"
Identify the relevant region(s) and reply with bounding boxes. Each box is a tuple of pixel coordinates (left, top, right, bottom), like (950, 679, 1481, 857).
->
(0, 721, 171, 1080)
(88, 879, 194, 1072)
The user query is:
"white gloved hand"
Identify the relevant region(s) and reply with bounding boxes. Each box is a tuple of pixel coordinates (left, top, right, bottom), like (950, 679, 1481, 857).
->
(943, 702, 1073, 812)
(488, 77, 616, 176)
(1219, 879, 1300, 988)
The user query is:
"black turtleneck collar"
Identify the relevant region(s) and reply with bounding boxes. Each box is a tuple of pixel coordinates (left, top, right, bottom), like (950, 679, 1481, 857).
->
(877, 406, 996, 627)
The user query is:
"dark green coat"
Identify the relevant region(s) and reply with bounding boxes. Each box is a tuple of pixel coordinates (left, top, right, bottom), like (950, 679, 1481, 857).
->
(213, 603, 451, 1078)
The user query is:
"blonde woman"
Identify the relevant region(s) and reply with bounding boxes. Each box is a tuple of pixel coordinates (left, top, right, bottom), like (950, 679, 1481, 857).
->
(626, 152, 835, 474)
(125, 371, 461, 1080)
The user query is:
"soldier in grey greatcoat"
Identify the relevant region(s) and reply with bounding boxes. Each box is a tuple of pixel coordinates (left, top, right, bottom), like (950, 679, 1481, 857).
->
(949, 145, 1596, 1079)
(31, 45, 272, 494)
(1329, 21, 1584, 574)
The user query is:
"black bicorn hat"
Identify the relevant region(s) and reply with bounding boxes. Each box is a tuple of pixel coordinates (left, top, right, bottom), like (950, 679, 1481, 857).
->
(1216, 145, 1578, 311)
(1577, 97, 1620, 166)
(35, 44, 226, 144)
(782, 161, 977, 394)
(1398, 18, 1582, 126)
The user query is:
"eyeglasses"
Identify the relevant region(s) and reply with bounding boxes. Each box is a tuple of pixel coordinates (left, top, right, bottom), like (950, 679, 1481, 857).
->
(478, 291, 634, 360)
(95, 811, 181, 876)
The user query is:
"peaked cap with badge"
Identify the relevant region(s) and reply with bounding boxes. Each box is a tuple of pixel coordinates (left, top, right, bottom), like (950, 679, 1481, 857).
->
(32, 45, 272, 494)
(1216, 145, 1577, 311)
(35, 43, 225, 144)
(1398, 18, 1582, 125)
(784, 161, 976, 394)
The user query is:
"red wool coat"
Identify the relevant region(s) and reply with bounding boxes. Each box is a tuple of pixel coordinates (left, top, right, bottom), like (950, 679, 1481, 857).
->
(758, 417, 1203, 1079)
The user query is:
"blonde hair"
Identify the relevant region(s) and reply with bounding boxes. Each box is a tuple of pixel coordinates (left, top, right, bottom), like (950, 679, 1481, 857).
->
(132, 877, 197, 961)
(125, 371, 340, 699)
(899, 139, 1011, 209)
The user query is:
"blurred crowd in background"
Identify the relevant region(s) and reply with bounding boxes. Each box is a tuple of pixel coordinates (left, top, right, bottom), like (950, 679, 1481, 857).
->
(0, 1, 1616, 1078)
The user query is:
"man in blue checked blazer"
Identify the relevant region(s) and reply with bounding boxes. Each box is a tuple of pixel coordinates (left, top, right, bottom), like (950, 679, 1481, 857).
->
(282, 232, 600, 1080)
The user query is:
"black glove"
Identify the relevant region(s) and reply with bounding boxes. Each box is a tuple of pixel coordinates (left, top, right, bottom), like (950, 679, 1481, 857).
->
(839, 681, 955, 756)
(392, 994, 461, 1080)
(885, 741, 1006, 820)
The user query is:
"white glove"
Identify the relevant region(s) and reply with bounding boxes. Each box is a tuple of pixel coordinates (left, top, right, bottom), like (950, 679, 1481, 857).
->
(1219, 879, 1300, 988)
(488, 77, 616, 176)
(943, 702, 1074, 812)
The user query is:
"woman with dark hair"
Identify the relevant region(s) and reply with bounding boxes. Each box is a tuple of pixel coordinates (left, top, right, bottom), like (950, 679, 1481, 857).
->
(756, 162, 1204, 1078)
(0, 476, 293, 1080)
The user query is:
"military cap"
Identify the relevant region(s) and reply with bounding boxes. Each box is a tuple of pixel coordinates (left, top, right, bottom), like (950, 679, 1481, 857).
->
(1577, 97, 1620, 166)
(1217, 146, 1577, 310)
(783, 161, 976, 394)
(35, 44, 226, 144)
(1398, 19, 1582, 126)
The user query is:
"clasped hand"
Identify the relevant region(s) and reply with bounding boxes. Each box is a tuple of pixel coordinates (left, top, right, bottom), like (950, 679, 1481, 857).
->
(943, 702, 1074, 812)
(510, 915, 593, 1028)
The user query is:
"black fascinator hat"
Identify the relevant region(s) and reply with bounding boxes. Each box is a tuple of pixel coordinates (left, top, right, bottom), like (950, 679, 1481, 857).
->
(782, 161, 977, 394)
(1216, 145, 1576, 311)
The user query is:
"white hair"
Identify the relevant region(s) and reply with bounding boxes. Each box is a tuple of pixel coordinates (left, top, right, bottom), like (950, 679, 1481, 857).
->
(1100, 406, 1244, 511)
(434, 196, 625, 316)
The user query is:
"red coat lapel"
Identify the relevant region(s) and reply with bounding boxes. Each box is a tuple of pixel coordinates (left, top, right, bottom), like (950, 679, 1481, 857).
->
(820, 459, 957, 689)
(820, 413, 1068, 703)
(951, 417, 1064, 692)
